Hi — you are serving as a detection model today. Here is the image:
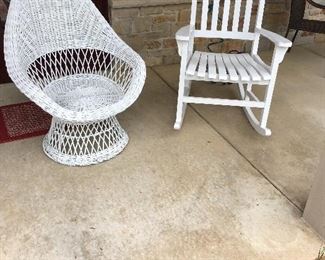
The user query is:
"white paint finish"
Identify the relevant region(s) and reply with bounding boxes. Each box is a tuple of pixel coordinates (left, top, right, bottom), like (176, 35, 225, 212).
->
(190, 0, 198, 26)
(255, 0, 265, 29)
(246, 89, 260, 102)
(186, 52, 272, 83)
(187, 51, 201, 76)
(238, 83, 272, 136)
(237, 54, 262, 81)
(211, 0, 220, 30)
(191, 0, 269, 35)
(229, 55, 250, 82)
(201, 0, 209, 31)
(175, 25, 192, 41)
(243, 0, 253, 32)
(257, 28, 293, 48)
(242, 54, 271, 80)
(194, 30, 256, 40)
(232, 0, 242, 32)
(221, 0, 231, 31)
(174, 1, 292, 135)
(207, 53, 217, 79)
(252, 54, 271, 71)
(243, 103, 272, 136)
(215, 54, 228, 80)
(198, 52, 208, 77)
(183, 96, 265, 108)
(221, 53, 239, 81)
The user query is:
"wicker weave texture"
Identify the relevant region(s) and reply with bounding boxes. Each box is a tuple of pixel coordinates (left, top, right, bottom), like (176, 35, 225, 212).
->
(4, 0, 146, 166)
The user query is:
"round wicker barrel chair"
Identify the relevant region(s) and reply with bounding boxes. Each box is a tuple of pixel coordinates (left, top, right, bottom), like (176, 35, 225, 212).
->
(4, 0, 146, 166)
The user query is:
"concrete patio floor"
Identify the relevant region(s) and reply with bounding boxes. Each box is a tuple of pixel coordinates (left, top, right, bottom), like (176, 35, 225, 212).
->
(0, 44, 324, 259)
(153, 43, 325, 211)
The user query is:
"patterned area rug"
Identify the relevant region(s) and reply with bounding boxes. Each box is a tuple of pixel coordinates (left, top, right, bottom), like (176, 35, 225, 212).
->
(0, 101, 51, 143)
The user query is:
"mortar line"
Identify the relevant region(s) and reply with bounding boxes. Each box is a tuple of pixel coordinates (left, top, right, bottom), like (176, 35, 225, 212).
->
(151, 67, 303, 213)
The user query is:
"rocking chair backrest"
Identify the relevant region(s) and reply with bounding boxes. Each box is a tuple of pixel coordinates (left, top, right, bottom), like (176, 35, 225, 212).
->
(190, 0, 265, 40)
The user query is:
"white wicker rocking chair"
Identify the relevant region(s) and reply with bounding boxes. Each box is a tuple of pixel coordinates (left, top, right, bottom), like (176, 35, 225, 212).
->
(175, 0, 292, 136)
(4, 0, 146, 166)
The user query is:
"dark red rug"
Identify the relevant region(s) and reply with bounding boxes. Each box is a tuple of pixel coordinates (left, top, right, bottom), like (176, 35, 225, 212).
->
(0, 101, 51, 144)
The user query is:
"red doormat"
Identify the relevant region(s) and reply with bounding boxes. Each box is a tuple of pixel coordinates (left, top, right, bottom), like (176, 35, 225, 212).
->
(0, 101, 52, 144)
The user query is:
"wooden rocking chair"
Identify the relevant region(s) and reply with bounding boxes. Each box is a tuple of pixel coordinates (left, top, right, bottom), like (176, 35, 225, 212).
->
(174, 0, 292, 136)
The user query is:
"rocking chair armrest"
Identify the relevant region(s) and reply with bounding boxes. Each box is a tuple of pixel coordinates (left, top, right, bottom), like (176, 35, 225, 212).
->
(176, 25, 194, 57)
(176, 25, 194, 41)
(257, 28, 292, 48)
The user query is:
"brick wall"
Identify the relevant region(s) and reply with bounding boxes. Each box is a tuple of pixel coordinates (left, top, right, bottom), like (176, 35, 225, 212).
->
(109, 1, 193, 66)
(108, 0, 325, 66)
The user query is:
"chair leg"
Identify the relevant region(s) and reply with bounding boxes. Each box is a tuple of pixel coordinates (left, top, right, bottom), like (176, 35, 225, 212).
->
(184, 80, 192, 97)
(285, 27, 290, 38)
(245, 83, 253, 100)
(288, 30, 299, 53)
(260, 80, 276, 132)
(174, 78, 190, 130)
(238, 83, 272, 136)
(292, 30, 299, 44)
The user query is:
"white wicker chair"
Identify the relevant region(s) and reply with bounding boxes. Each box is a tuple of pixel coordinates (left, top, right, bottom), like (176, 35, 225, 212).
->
(4, 0, 146, 166)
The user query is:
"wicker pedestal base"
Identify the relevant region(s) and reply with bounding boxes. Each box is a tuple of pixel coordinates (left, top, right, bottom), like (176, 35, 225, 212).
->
(43, 117, 129, 166)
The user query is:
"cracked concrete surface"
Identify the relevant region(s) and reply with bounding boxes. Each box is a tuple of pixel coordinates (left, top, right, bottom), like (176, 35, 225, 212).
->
(0, 45, 324, 259)
(153, 44, 325, 210)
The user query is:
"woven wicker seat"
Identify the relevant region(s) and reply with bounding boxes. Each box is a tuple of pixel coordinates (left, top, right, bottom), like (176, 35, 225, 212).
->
(4, 0, 146, 166)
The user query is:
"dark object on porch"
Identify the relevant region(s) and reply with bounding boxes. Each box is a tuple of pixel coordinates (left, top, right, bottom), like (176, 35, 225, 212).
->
(285, 0, 325, 51)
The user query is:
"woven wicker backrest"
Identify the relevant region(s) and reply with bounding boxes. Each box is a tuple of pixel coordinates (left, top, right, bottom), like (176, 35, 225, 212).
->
(5, 0, 121, 71)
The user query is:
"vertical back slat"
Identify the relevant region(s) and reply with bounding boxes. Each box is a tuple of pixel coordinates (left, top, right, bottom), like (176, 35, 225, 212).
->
(221, 0, 231, 31)
(190, 0, 198, 26)
(211, 0, 220, 30)
(201, 0, 209, 30)
(193, 0, 266, 35)
(243, 0, 253, 32)
(232, 0, 242, 31)
(255, 0, 265, 29)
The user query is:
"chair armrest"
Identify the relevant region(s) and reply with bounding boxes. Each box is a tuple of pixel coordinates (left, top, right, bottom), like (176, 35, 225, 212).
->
(176, 25, 194, 57)
(176, 25, 194, 41)
(256, 28, 292, 48)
